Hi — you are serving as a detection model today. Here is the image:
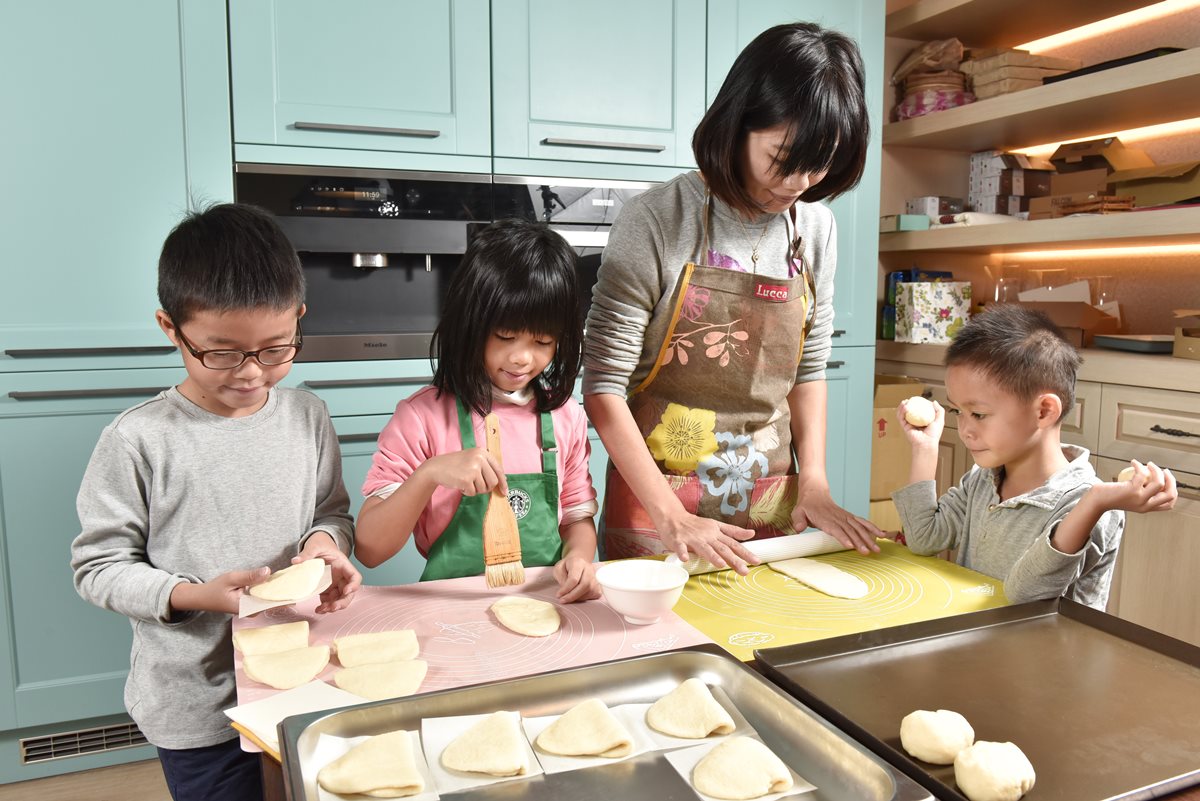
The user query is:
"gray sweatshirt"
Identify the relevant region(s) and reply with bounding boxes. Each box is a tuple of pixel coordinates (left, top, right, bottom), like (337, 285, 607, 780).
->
(583, 170, 836, 396)
(72, 387, 353, 749)
(892, 445, 1123, 609)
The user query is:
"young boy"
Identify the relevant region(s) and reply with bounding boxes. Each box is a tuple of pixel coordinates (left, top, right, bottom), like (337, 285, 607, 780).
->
(71, 203, 360, 801)
(892, 305, 1177, 610)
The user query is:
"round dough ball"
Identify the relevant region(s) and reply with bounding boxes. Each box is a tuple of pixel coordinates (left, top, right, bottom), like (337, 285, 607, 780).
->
(954, 741, 1036, 801)
(903, 396, 936, 428)
(1117, 466, 1137, 483)
(900, 709, 974, 765)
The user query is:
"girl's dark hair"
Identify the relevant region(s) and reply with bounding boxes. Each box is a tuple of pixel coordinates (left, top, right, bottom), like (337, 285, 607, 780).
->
(158, 203, 305, 325)
(946, 305, 1081, 420)
(693, 22, 870, 216)
(431, 219, 583, 416)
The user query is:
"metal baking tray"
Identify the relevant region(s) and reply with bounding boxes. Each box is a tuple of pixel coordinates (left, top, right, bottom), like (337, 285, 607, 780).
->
(279, 643, 933, 800)
(755, 599, 1200, 801)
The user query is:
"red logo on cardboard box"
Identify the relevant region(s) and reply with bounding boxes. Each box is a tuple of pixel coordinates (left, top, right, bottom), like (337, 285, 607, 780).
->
(754, 283, 789, 302)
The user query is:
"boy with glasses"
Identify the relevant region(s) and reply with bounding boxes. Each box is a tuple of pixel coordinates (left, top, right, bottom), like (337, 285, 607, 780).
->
(71, 203, 359, 801)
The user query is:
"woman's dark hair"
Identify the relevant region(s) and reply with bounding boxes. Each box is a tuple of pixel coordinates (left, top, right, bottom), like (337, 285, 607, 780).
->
(431, 219, 583, 416)
(693, 22, 870, 216)
(158, 203, 304, 325)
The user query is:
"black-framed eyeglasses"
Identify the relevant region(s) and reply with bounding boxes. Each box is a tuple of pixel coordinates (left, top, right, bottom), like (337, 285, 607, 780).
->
(175, 323, 303, 370)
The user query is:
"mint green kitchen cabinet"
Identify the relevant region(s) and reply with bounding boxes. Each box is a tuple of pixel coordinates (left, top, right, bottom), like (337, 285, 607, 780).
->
(822, 347, 874, 517)
(1, 0, 233, 368)
(492, 0, 707, 174)
(707, 0, 884, 350)
(230, 0, 491, 173)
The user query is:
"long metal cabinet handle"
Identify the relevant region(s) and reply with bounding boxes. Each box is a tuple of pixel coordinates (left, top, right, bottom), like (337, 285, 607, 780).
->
(9, 387, 169, 401)
(826, 361, 845, 370)
(1177, 480, 1199, 492)
(1150, 424, 1199, 439)
(832, 329, 846, 338)
(4, 346, 176, 358)
(301, 376, 433, 390)
(337, 432, 383, 444)
(540, 137, 666, 153)
(294, 121, 441, 138)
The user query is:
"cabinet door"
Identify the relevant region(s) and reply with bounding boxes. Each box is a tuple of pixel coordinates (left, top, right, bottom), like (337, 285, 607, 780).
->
(1, 1, 233, 360)
(230, 0, 490, 164)
(0, 369, 184, 728)
(706, 0, 884, 348)
(823, 346, 874, 517)
(492, 0, 706, 168)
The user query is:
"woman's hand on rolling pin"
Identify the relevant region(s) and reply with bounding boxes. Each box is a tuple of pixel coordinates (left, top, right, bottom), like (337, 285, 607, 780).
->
(791, 482, 882, 555)
(657, 510, 760, 575)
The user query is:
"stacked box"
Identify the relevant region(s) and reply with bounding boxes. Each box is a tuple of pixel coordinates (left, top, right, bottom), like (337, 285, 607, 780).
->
(968, 150, 1055, 217)
(904, 196, 964, 218)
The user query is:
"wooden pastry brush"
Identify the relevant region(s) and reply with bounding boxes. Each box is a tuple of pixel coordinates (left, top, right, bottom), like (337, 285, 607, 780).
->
(482, 412, 525, 588)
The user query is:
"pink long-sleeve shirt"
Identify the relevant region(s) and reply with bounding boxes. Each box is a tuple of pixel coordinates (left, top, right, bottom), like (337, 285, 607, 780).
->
(362, 386, 598, 557)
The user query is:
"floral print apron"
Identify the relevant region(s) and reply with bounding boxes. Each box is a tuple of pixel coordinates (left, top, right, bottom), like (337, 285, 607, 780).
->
(603, 195, 816, 559)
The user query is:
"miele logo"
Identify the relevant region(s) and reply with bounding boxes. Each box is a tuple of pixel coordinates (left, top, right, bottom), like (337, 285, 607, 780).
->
(363, 341, 389, 349)
(591, 198, 615, 206)
(754, 283, 789, 302)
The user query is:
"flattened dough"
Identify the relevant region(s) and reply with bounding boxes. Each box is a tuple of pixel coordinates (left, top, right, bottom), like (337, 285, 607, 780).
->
(646, 678, 736, 739)
(768, 557, 869, 599)
(900, 709, 974, 765)
(248, 559, 325, 602)
(335, 660, 429, 701)
(490, 596, 561, 637)
(317, 730, 424, 798)
(335, 630, 419, 667)
(954, 741, 1036, 801)
(536, 698, 633, 758)
(232, 621, 309, 656)
(693, 737, 793, 800)
(440, 711, 529, 777)
(241, 645, 329, 690)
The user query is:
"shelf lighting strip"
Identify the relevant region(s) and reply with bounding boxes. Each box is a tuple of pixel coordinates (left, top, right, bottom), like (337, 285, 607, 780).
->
(1009, 117, 1200, 159)
(1005, 243, 1200, 260)
(1016, 0, 1200, 53)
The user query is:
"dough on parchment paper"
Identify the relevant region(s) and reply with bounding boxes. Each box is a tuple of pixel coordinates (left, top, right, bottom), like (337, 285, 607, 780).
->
(536, 698, 633, 758)
(247, 558, 325, 602)
(903, 396, 937, 428)
(692, 737, 793, 800)
(334, 629, 420, 666)
(334, 660, 429, 701)
(490, 596, 561, 637)
(954, 741, 1036, 801)
(232, 621, 309, 656)
(646, 678, 736, 739)
(768, 557, 869, 600)
(440, 711, 529, 777)
(316, 730, 425, 798)
(900, 709, 974, 764)
(241, 645, 329, 690)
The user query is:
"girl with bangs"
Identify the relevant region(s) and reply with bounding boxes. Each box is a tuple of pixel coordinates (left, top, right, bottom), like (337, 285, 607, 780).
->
(584, 22, 881, 572)
(357, 219, 600, 601)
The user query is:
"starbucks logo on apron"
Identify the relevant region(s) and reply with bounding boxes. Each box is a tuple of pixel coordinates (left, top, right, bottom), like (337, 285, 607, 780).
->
(507, 488, 532, 520)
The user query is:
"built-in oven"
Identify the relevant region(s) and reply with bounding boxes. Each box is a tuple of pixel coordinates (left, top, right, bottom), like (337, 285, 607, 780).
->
(234, 164, 656, 362)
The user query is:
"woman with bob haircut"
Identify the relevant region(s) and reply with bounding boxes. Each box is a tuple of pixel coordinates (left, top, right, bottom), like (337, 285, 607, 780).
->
(583, 22, 881, 573)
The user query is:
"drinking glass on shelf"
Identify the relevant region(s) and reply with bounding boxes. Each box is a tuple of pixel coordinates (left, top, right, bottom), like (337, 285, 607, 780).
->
(993, 264, 1019, 303)
(1092, 275, 1117, 306)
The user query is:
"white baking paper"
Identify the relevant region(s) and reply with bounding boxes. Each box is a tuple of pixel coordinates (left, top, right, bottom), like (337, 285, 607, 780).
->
(420, 711, 544, 794)
(224, 680, 363, 754)
(522, 704, 657, 774)
(311, 730, 439, 801)
(238, 564, 333, 618)
(662, 737, 817, 801)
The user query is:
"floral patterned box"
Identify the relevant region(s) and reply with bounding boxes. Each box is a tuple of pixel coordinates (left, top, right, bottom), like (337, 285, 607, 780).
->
(895, 281, 972, 343)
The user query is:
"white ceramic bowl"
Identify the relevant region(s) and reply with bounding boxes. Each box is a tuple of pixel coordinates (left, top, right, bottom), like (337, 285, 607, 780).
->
(595, 559, 690, 625)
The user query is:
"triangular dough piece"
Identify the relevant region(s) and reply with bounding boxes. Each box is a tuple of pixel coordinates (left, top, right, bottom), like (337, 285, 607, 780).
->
(693, 737, 793, 800)
(491, 596, 561, 637)
(440, 711, 528, 776)
(334, 660, 429, 701)
(248, 559, 325, 601)
(316, 730, 424, 798)
(768, 557, 869, 599)
(536, 698, 633, 758)
(232, 621, 309, 656)
(241, 645, 329, 690)
(334, 629, 419, 667)
(647, 678, 736, 739)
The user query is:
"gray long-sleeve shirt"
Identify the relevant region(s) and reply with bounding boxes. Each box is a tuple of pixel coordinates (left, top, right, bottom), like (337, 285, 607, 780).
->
(72, 386, 353, 749)
(583, 170, 836, 396)
(892, 445, 1123, 609)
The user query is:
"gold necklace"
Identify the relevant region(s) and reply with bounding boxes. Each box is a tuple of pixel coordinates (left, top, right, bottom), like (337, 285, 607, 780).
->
(739, 217, 771, 269)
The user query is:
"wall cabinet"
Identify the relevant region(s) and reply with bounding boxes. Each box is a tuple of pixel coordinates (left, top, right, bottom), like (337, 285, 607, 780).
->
(822, 347, 875, 517)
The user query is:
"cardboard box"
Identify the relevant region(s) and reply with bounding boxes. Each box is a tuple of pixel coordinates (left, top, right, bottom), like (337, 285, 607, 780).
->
(959, 50, 1080, 75)
(871, 375, 929, 501)
(879, 214, 931, 232)
(969, 150, 1053, 178)
(1050, 168, 1114, 196)
(1020, 301, 1121, 347)
(869, 499, 903, 531)
(971, 64, 1070, 83)
(1174, 310, 1200, 360)
(1050, 137, 1154, 174)
(1109, 161, 1200, 208)
(973, 168, 1053, 197)
(1028, 191, 1107, 220)
(970, 194, 1030, 215)
(905, 196, 964, 217)
(895, 282, 973, 344)
(974, 77, 1043, 99)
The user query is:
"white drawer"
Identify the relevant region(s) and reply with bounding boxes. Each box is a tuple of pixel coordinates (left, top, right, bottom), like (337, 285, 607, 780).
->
(1099, 384, 1200, 474)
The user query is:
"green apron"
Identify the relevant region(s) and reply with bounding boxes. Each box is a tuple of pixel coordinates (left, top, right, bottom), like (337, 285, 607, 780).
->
(420, 397, 563, 581)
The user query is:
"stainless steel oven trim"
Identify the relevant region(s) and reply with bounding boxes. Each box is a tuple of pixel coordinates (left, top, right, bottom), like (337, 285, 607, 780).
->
(235, 163, 493, 184)
(493, 174, 659, 190)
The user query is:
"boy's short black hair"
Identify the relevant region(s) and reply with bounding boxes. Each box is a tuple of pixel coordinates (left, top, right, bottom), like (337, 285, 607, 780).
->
(432, 219, 582, 416)
(158, 203, 305, 325)
(946, 305, 1082, 419)
(693, 22, 870, 216)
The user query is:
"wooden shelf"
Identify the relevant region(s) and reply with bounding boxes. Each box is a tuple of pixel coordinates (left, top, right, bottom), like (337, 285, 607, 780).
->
(883, 48, 1200, 152)
(886, 0, 1155, 49)
(879, 207, 1200, 253)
